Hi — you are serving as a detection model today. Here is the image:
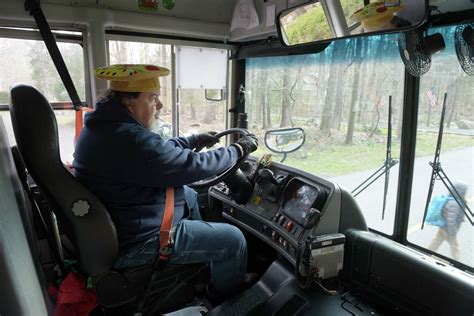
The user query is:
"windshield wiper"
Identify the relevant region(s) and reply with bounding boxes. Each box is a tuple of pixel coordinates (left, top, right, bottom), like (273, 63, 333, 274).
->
(421, 93, 474, 229)
(352, 96, 398, 219)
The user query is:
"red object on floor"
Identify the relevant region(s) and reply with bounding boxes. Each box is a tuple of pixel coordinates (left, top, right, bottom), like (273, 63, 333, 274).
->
(55, 272, 98, 316)
(47, 282, 58, 300)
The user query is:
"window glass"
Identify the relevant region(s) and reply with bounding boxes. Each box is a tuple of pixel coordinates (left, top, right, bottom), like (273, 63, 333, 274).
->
(246, 34, 405, 234)
(108, 40, 173, 136)
(0, 35, 85, 163)
(407, 25, 473, 267)
(175, 46, 228, 136)
(109, 40, 229, 138)
(178, 89, 227, 136)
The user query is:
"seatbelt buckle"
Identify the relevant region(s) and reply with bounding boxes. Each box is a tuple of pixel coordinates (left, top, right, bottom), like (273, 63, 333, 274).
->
(159, 245, 171, 260)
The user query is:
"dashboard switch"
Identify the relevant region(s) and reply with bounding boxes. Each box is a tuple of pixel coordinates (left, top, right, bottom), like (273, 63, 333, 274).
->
(271, 231, 277, 240)
(285, 221, 294, 232)
(272, 212, 280, 222)
(278, 215, 286, 225)
(291, 226, 298, 235)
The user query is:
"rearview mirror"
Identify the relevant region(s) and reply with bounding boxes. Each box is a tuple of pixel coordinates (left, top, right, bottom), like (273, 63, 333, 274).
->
(265, 128, 305, 154)
(277, 0, 427, 46)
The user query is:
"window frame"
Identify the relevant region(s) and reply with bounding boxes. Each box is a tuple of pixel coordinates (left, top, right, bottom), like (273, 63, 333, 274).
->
(398, 24, 474, 272)
(241, 24, 472, 272)
(0, 26, 91, 109)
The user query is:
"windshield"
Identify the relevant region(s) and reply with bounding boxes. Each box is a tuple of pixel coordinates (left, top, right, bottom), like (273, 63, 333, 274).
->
(245, 25, 473, 268)
(247, 32, 405, 235)
(407, 25, 473, 268)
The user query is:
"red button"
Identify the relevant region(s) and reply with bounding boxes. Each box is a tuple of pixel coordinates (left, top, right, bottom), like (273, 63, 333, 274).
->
(285, 221, 294, 231)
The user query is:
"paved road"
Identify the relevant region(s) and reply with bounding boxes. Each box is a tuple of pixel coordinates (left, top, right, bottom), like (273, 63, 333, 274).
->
(329, 147, 473, 267)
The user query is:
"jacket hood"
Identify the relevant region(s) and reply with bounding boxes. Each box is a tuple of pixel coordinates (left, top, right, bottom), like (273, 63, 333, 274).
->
(84, 97, 141, 127)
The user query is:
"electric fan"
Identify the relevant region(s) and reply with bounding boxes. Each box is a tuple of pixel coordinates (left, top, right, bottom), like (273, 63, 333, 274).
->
(398, 29, 445, 77)
(454, 23, 474, 76)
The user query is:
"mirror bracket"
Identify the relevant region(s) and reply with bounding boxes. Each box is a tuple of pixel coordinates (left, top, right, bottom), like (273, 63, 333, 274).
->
(321, 0, 350, 37)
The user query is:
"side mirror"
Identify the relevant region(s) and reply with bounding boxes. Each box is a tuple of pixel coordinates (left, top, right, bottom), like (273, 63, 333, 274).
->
(264, 127, 305, 158)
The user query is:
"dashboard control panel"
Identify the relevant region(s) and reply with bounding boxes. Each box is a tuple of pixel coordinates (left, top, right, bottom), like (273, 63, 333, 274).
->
(209, 158, 334, 265)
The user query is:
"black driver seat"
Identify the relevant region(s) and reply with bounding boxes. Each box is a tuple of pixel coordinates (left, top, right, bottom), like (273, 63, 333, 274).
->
(9, 84, 203, 314)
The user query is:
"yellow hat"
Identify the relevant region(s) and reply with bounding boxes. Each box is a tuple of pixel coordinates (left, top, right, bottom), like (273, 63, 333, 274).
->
(95, 64, 170, 92)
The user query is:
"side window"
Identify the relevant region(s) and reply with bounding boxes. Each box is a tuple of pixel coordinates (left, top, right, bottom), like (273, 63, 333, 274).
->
(407, 25, 473, 268)
(0, 30, 85, 163)
(175, 46, 228, 136)
(246, 34, 405, 235)
(108, 40, 229, 138)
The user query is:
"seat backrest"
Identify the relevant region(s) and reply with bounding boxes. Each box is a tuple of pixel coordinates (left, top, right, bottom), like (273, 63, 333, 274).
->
(9, 84, 118, 276)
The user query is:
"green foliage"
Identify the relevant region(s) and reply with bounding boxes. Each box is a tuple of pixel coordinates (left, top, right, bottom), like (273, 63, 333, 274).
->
(285, 6, 331, 44)
(255, 131, 473, 177)
(283, 0, 365, 45)
(28, 41, 85, 102)
(339, 0, 364, 23)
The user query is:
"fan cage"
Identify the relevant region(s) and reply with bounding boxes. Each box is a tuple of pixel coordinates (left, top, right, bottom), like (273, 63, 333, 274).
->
(398, 31, 432, 77)
(455, 24, 474, 76)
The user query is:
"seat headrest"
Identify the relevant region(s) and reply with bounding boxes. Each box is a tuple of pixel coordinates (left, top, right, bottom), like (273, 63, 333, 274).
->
(9, 84, 118, 276)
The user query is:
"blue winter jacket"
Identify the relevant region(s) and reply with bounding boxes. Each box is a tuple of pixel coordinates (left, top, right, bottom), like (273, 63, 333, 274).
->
(73, 97, 240, 255)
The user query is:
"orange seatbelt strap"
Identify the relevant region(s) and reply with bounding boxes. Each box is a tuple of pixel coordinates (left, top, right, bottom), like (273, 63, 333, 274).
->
(159, 187, 175, 260)
(75, 107, 93, 143)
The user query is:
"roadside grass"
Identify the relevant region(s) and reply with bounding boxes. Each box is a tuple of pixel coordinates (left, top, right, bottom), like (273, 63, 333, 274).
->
(255, 130, 473, 177)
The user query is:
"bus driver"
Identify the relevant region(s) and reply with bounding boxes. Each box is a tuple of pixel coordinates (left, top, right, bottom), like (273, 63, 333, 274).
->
(73, 64, 259, 298)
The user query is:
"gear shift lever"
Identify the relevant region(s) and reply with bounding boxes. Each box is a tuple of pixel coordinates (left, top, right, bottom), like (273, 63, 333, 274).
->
(257, 168, 279, 185)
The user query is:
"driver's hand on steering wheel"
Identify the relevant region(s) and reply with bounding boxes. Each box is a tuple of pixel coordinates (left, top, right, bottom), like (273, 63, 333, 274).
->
(195, 131, 220, 152)
(232, 134, 259, 157)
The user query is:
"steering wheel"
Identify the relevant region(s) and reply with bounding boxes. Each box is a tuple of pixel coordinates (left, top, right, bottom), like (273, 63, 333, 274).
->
(188, 128, 250, 189)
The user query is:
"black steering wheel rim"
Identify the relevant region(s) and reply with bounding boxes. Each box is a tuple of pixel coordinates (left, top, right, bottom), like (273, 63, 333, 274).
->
(188, 128, 250, 189)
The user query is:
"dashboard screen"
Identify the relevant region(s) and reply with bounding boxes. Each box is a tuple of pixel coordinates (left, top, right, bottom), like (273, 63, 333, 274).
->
(282, 180, 320, 224)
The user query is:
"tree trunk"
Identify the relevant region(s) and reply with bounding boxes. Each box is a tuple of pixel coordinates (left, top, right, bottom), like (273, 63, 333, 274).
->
(320, 45, 342, 135)
(190, 103, 196, 120)
(446, 80, 459, 128)
(280, 75, 294, 128)
(260, 68, 269, 129)
(345, 39, 363, 144)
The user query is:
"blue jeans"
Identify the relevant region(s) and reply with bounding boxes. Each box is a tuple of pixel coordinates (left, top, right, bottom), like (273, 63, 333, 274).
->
(113, 186, 247, 294)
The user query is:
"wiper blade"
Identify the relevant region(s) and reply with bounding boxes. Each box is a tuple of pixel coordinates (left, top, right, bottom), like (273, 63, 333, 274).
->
(421, 93, 473, 229)
(382, 97, 395, 220)
(352, 96, 398, 220)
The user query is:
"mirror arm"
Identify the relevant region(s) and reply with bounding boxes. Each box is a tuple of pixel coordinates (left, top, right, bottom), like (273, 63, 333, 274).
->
(321, 0, 350, 37)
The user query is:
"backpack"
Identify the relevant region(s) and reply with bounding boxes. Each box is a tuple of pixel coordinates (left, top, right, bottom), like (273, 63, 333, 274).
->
(425, 195, 450, 228)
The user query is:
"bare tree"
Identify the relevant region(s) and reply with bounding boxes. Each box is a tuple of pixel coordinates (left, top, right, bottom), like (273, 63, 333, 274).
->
(346, 38, 364, 144)
(320, 45, 343, 136)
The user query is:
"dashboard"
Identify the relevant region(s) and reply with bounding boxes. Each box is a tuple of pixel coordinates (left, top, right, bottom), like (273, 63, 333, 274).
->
(208, 157, 362, 265)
